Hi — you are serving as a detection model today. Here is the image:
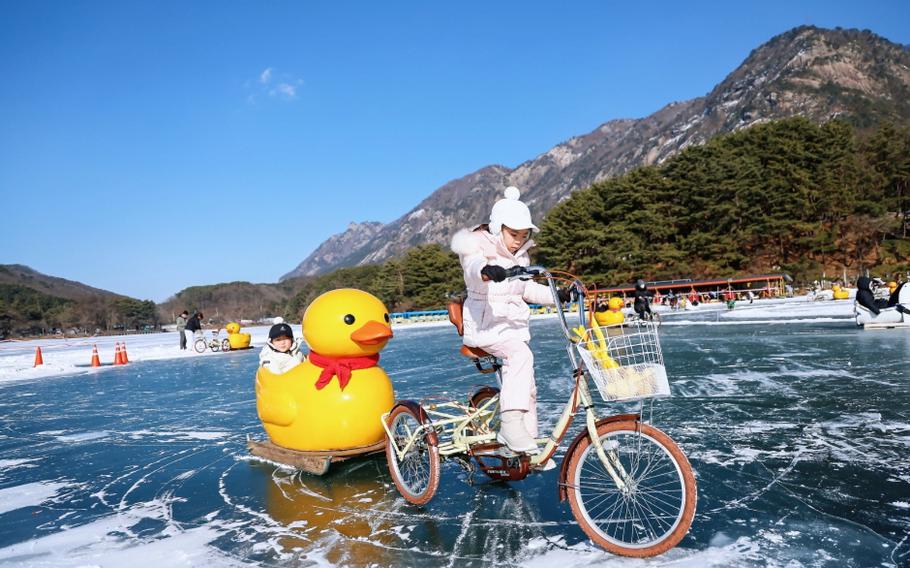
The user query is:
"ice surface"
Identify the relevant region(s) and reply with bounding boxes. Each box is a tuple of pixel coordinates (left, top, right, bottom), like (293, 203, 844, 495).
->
(0, 296, 907, 566)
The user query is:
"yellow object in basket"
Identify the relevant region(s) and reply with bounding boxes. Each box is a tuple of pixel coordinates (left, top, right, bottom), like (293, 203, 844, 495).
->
(832, 285, 849, 300)
(574, 325, 619, 369)
(589, 323, 619, 368)
(603, 366, 656, 399)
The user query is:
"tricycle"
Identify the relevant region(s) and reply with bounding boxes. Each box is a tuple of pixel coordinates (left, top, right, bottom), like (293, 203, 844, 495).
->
(381, 266, 696, 557)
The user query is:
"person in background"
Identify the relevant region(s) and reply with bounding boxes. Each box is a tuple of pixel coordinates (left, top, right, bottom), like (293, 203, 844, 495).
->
(259, 322, 305, 374)
(185, 311, 204, 342)
(856, 276, 908, 315)
(176, 310, 189, 350)
(634, 279, 654, 319)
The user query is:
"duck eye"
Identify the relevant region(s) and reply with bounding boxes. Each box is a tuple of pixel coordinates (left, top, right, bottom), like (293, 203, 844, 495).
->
(384, 313, 390, 323)
(343, 314, 356, 325)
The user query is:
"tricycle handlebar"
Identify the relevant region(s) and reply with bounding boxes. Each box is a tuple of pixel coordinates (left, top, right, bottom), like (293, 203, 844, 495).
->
(504, 266, 541, 280)
(507, 265, 587, 349)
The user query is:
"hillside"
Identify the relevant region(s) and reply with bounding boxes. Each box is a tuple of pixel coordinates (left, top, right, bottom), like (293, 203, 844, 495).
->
(0, 265, 157, 338)
(157, 279, 306, 324)
(0, 264, 123, 301)
(283, 26, 910, 278)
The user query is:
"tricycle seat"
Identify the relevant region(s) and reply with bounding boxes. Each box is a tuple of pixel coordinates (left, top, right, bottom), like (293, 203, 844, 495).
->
(460, 345, 492, 359)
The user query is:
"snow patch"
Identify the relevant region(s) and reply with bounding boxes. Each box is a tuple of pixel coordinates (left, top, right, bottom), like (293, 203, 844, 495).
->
(55, 431, 110, 443)
(0, 458, 40, 471)
(519, 535, 763, 566)
(0, 481, 68, 515)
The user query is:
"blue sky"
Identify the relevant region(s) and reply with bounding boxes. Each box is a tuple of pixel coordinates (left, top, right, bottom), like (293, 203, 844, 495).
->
(2, 1, 908, 302)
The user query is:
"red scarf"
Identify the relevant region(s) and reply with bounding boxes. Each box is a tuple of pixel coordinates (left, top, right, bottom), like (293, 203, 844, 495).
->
(307, 351, 380, 391)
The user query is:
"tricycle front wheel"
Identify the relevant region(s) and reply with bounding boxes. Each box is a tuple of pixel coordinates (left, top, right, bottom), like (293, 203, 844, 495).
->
(565, 421, 696, 557)
(385, 404, 440, 506)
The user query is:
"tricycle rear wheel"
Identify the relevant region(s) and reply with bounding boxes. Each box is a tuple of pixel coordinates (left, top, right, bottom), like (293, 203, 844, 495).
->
(468, 386, 500, 435)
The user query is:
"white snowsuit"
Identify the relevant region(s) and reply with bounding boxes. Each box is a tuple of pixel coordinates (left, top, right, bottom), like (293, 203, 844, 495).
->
(259, 339, 306, 375)
(451, 227, 555, 436)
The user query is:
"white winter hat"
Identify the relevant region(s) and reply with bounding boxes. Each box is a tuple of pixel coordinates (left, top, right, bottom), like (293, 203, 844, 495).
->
(489, 186, 538, 234)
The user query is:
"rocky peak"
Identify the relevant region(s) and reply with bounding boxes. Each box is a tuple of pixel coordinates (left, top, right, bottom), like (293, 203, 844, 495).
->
(280, 221, 385, 280)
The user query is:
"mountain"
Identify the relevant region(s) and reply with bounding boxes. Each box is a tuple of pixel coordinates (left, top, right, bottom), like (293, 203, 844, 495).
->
(0, 265, 156, 337)
(281, 221, 384, 280)
(286, 26, 910, 277)
(0, 264, 123, 301)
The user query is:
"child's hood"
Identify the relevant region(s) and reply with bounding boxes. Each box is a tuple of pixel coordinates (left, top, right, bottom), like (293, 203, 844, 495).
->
(451, 227, 486, 257)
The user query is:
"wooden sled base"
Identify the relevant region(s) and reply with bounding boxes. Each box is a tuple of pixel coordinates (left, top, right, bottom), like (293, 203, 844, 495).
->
(246, 435, 386, 475)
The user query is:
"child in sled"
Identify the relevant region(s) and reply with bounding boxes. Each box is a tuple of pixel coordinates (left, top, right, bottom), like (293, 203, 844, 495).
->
(259, 322, 305, 374)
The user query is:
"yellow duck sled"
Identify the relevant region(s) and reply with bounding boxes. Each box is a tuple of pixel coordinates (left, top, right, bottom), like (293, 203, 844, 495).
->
(248, 289, 396, 475)
(225, 322, 253, 350)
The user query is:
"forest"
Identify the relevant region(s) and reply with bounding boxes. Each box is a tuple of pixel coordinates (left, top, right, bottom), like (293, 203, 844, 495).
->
(0, 284, 159, 338)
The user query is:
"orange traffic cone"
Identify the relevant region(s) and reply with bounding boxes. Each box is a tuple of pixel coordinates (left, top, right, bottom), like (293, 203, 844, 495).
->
(121, 342, 130, 364)
(113, 343, 124, 365)
(90, 345, 101, 367)
(34, 346, 44, 367)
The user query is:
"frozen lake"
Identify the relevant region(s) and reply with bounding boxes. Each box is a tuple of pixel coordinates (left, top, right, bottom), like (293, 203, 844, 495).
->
(0, 303, 908, 566)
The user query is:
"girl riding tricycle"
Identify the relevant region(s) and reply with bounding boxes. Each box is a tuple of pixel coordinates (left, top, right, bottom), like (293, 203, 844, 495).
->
(381, 188, 696, 557)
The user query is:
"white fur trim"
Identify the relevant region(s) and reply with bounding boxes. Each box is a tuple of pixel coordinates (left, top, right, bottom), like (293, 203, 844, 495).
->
(450, 228, 481, 256)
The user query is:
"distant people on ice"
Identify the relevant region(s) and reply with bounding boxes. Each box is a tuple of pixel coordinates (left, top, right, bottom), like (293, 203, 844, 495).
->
(259, 322, 305, 374)
(633, 279, 654, 319)
(186, 312, 204, 344)
(176, 310, 189, 350)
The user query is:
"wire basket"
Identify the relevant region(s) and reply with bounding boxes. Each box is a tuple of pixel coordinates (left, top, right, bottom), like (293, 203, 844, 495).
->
(576, 320, 670, 402)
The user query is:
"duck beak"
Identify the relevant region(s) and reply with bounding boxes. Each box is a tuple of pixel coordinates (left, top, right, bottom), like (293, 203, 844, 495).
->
(350, 320, 394, 345)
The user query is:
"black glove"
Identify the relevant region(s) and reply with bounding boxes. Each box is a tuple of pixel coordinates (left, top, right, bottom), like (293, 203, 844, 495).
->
(480, 265, 507, 282)
(557, 287, 572, 303)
